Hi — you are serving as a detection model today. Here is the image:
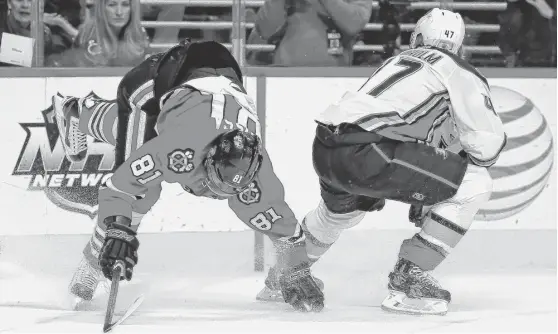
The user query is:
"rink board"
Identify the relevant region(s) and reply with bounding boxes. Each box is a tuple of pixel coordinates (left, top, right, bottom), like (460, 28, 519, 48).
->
(0, 76, 555, 236)
(0, 71, 555, 333)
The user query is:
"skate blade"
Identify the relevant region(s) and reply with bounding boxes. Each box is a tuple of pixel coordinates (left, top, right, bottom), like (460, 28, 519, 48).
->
(255, 287, 284, 303)
(381, 290, 448, 316)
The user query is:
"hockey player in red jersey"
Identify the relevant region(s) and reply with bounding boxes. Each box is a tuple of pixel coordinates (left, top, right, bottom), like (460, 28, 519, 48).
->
(56, 40, 324, 312)
(296, 9, 507, 315)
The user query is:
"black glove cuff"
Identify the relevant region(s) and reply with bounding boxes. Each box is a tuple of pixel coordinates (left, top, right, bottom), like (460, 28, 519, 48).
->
(104, 215, 132, 227)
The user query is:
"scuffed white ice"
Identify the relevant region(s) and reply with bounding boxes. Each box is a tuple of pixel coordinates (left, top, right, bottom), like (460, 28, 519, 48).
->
(0, 232, 555, 333)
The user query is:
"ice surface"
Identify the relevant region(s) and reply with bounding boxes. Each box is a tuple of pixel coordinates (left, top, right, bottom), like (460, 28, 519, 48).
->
(0, 230, 555, 333)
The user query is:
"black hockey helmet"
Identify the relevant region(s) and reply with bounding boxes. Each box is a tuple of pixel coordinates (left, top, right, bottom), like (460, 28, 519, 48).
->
(202, 129, 263, 198)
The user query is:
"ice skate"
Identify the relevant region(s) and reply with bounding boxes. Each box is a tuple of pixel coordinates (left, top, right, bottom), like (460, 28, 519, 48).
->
(256, 266, 324, 302)
(53, 93, 88, 162)
(381, 258, 451, 315)
(68, 257, 106, 308)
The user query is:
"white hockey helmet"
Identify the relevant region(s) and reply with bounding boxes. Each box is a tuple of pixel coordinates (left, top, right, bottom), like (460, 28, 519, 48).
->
(409, 8, 466, 55)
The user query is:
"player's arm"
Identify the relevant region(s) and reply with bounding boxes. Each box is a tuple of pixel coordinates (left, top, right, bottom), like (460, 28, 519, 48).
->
(319, 0, 373, 36)
(228, 148, 324, 312)
(97, 88, 217, 281)
(97, 130, 176, 222)
(98, 89, 210, 222)
(445, 68, 507, 167)
(227, 148, 310, 269)
(96, 132, 178, 281)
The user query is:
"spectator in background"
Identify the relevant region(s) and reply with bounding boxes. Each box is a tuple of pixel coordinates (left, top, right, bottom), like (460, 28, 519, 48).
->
(140, 3, 161, 40)
(61, 0, 149, 67)
(460, 16, 480, 62)
(499, 0, 556, 67)
(0, 0, 54, 66)
(247, 0, 372, 66)
(44, 0, 81, 66)
(0, 1, 6, 28)
(81, 0, 94, 23)
(378, 0, 401, 60)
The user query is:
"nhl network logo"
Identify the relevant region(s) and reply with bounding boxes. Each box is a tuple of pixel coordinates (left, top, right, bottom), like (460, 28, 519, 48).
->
(11, 93, 116, 219)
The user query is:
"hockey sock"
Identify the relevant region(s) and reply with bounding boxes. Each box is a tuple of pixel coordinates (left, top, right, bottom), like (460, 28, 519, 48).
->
(301, 201, 365, 263)
(78, 98, 118, 146)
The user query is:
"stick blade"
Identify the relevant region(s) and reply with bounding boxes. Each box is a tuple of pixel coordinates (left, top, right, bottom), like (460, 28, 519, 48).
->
(103, 295, 144, 333)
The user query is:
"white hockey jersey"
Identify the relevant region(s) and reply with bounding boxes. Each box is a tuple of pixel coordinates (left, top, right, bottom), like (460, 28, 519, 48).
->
(316, 47, 507, 167)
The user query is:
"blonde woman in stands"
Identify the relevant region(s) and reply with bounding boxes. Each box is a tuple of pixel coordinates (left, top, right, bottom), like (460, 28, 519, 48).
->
(67, 0, 149, 67)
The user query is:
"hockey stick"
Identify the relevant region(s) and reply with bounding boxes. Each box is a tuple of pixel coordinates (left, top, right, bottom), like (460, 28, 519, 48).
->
(103, 260, 144, 333)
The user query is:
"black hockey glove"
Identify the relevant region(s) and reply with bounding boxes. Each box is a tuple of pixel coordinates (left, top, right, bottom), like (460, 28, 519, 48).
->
(99, 216, 139, 281)
(279, 264, 324, 312)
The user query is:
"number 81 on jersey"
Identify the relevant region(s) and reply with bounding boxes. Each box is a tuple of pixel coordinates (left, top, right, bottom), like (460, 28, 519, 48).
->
(250, 208, 282, 231)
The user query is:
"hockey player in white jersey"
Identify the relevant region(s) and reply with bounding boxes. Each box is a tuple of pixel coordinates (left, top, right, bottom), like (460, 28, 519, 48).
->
(293, 8, 506, 315)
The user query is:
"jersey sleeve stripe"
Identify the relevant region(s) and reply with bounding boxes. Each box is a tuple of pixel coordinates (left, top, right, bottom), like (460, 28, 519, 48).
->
(96, 103, 112, 143)
(98, 102, 118, 143)
(425, 108, 451, 144)
(403, 97, 449, 125)
(357, 92, 449, 133)
(468, 134, 507, 167)
(355, 91, 448, 126)
(129, 80, 154, 107)
(88, 102, 108, 142)
(375, 103, 449, 142)
(124, 107, 137, 160)
(361, 114, 406, 131)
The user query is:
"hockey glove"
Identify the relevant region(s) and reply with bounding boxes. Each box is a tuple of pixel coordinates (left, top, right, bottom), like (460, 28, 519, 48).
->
(99, 216, 139, 281)
(279, 264, 324, 312)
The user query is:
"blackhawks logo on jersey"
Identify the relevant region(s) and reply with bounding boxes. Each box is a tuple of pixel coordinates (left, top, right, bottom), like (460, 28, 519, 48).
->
(168, 148, 195, 173)
(11, 92, 115, 219)
(237, 181, 261, 205)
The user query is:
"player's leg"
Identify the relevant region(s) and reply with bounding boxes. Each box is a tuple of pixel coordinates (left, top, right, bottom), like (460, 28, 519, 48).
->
(300, 135, 386, 266)
(328, 139, 468, 314)
(54, 57, 157, 163)
(256, 134, 385, 306)
(69, 184, 162, 304)
(349, 140, 470, 315)
(53, 92, 118, 162)
(382, 164, 492, 315)
(306, 123, 470, 313)
(68, 67, 159, 304)
(258, 133, 386, 301)
(77, 95, 118, 146)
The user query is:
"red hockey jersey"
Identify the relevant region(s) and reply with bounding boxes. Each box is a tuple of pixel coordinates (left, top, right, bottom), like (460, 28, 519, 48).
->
(98, 75, 301, 241)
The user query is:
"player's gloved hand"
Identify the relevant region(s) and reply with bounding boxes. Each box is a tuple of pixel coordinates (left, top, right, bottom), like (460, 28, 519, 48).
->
(279, 264, 324, 312)
(99, 216, 139, 281)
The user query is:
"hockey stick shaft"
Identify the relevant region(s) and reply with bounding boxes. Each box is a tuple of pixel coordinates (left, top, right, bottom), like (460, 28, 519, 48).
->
(103, 260, 124, 332)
